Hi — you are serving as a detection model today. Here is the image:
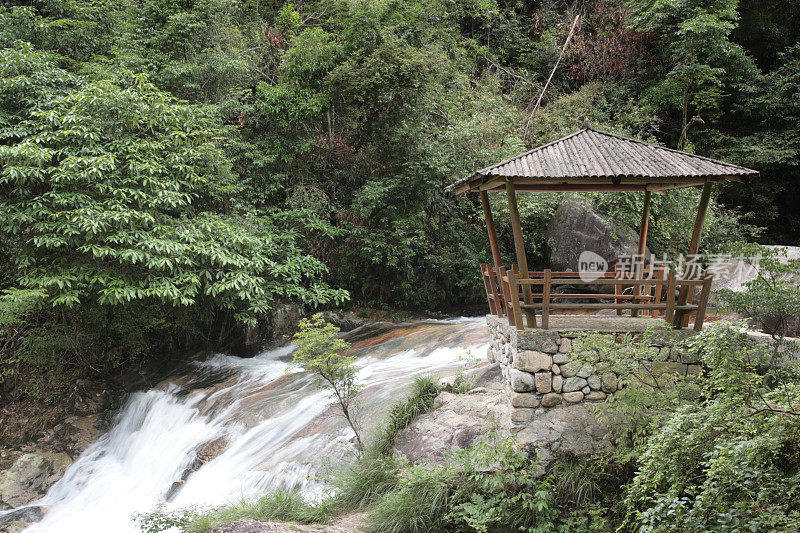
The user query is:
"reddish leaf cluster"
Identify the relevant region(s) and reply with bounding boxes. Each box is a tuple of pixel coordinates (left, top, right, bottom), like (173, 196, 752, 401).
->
(568, 1, 653, 82)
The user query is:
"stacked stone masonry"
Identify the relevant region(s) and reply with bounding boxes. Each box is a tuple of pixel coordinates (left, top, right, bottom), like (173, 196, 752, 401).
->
(485, 315, 700, 429)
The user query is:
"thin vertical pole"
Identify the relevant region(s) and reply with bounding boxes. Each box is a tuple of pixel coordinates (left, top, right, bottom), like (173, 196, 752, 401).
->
(506, 180, 536, 328)
(633, 190, 651, 318)
(542, 269, 551, 330)
(675, 181, 713, 327)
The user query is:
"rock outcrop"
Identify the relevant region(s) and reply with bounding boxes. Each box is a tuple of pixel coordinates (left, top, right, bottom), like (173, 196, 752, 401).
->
(546, 197, 646, 272)
(393, 386, 611, 473)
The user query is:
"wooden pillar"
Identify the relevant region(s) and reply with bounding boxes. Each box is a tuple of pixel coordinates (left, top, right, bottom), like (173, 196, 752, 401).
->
(480, 191, 503, 272)
(505, 180, 536, 328)
(632, 190, 651, 317)
(675, 181, 713, 327)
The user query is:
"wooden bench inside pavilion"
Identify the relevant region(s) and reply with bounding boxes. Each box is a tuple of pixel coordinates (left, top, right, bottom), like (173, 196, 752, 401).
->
(452, 121, 759, 331)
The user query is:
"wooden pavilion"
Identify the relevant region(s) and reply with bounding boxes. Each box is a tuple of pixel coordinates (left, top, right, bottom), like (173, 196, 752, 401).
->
(452, 121, 759, 331)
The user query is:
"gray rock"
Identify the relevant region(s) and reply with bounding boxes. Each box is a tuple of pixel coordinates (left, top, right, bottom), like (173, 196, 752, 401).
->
(546, 197, 647, 272)
(562, 377, 588, 393)
(513, 351, 552, 373)
(509, 369, 535, 392)
(552, 375, 563, 393)
(577, 364, 595, 379)
(517, 330, 560, 353)
(551, 364, 561, 375)
(559, 337, 572, 353)
(394, 390, 510, 465)
(0, 453, 71, 508)
(585, 391, 607, 401)
(511, 408, 533, 424)
(563, 391, 585, 403)
(541, 393, 563, 408)
(535, 372, 552, 394)
(600, 372, 618, 393)
(553, 353, 570, 365)
(509, 392, 539, 409)
(587, 374, 602, 391)
(560, 360, 582, 378)
(0, 506, 44, 527)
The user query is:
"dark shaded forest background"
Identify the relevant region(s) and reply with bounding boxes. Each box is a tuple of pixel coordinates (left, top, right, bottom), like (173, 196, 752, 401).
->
(1, 0, 799, 401)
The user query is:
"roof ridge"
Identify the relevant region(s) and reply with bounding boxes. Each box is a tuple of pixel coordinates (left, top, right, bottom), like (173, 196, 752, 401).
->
(587, 128, 756, 172)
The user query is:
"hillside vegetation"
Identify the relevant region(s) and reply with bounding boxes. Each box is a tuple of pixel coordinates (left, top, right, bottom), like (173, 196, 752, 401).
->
(1, 0, 799, 402)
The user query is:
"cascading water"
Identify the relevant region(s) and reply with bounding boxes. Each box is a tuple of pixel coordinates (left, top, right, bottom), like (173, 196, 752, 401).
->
(14, 317, 488, 532)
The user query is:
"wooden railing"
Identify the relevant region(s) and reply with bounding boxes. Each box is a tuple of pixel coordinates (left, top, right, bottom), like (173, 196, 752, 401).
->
(480, 264, 713, 331)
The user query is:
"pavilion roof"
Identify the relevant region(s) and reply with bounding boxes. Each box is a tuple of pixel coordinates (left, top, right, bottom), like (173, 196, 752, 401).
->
(452, 125, 759, 194)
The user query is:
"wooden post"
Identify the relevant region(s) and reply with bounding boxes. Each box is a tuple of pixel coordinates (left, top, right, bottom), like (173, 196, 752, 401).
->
(675, 181, 713, 327)
(499, 267, 513, 326)
(507, 267, 524, 330)
(506, 180, 536, 328)
(633, 190, 651, 317)
(480, 191, 503, 273)
(480, 264, 496, 315)
(542, 269, 551, 330)
(487, 265, 504, 317)
(664, 269, 677, 325)
(693, 275, 713, 331)
(481, 190, 506, 318)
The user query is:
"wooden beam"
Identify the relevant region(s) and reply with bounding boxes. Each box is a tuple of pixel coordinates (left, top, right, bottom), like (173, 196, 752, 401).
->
(687, 181, 713, 256)
(506, 180, 536, 328)
(480, 191, 503, 273)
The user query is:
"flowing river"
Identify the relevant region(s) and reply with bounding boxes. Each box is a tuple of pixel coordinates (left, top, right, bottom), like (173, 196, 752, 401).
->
(14, 317, 488, 532)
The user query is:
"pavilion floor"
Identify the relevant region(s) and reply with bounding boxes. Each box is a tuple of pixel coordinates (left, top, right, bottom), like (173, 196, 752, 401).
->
(499, 314, 692, 332)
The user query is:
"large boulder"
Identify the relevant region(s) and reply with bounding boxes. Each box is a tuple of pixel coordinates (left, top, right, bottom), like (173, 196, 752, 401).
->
(546, 197, 646, 272)
(713, 245, 800, 338)
(0, 452, 72, 508)
(393, 389, 611, 473)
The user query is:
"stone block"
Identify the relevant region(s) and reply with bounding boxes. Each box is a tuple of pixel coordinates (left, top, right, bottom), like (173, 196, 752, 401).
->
(552, 364, 561, 375)
(510, 407, 533, 424)
(509, 369, 536, 392)
(541, 392, 562, 407)
(553, 352, 570, 365)
(599, 372, 618, 393)
(577, 364, 595, 379)
(652, 361, 687, 376)
(563, 391, 584, 403)
(535, 372, 552, 394)
(585, 391, 607, 401)
(510, 392, 539, 408)
(559, 337, 572, 353)
(517, 330, 560, 353)
(560, 360, 581, 378)
(587, 374, 602, 391)
(686, 364, 702, 377)
(513, 350, 552, 373)
(552, 375, 563, 393)
(562, 377, 588, 392)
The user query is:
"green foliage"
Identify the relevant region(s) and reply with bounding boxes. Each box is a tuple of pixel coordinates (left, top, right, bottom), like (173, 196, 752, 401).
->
(372, 375, 440, 456)
(717, 243, 800, 340)
(292, 313, 362, 449)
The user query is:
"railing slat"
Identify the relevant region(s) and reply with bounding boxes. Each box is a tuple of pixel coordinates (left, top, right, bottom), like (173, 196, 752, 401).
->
(542, 269, 551, 330)
(665, 269, 677, 324)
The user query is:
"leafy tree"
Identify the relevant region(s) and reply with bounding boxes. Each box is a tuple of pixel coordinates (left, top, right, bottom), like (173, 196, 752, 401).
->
(292, 313, 363, 450)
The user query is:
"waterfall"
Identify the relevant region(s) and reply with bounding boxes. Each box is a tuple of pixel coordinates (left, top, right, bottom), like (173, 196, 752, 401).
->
(17, 317, 487, 532)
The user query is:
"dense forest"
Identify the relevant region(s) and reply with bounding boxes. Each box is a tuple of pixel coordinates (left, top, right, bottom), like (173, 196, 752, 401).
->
(2, 0, 799, 402)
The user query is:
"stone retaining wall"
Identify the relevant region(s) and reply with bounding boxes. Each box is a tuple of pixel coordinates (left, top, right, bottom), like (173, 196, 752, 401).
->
(485, 315, 699, 429)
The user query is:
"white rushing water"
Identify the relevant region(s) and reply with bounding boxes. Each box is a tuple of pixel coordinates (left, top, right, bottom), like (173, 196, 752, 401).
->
(16, 317, 488, 532)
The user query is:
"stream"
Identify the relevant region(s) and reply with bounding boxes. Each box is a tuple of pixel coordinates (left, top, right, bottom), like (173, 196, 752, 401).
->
(16, 317, 488, 532)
